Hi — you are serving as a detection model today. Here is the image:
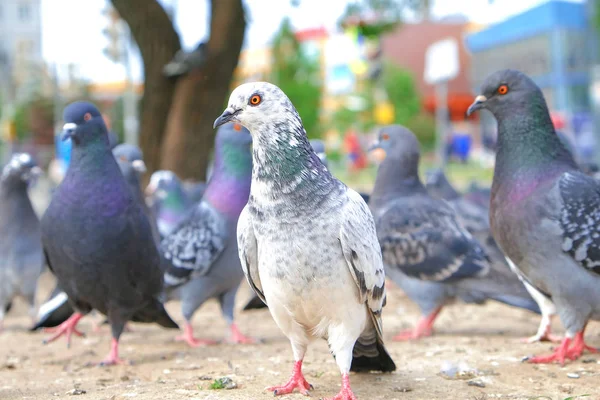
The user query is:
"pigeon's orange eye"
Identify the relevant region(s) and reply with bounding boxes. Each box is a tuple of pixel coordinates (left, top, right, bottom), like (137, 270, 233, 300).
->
(84, 112, 92, 121)
(233, 123, 242, 131)
(249, 94, 262, 106)
(382, 133, 390, 141)
(497, 85, 508, 95)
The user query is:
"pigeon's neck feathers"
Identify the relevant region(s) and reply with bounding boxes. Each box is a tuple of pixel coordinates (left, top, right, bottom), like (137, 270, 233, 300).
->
(493, 94, 578, 203)
(202, 140, 252, 217)
(249, 115, 337, 204)
(371, 152, 426, 208)
(0, 182, 35, 225)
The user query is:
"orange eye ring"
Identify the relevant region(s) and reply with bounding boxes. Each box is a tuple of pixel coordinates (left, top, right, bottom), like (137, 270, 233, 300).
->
(497, 85, 508, 95)
(249, 94, 262, 106)
(381, 133, 390, 141)
(84, 112, 92, 121)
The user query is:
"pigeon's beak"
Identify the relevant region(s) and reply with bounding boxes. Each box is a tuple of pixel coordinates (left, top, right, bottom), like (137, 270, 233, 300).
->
(61, 122, 77, 141)
(145, 181, 158, 197)
(368, 141, 382, 152)
(213, 107, 238, 129)
(466, 95, 487, 116)
(132, 160, 147, 174)
(316, 152, 327, 162)
(368, 141, 387, 162)
(30, 166, 43, 177)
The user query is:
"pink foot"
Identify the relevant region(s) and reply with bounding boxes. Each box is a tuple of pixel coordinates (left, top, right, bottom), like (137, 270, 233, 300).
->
(266, 360, 313, 396)
(393, 306, 441, 342)
(520, 315, 562, 343)
(97, 338, 131, 366)
(528, 330, 597, 366)
(43, 313, 85, 348)
(226, 323, 258, 344)
(175, 322, 217, 347)
(323, 374, 357, 400)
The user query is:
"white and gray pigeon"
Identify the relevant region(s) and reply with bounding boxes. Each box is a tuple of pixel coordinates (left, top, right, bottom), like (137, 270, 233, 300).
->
(467, 69, 600, 364)
(0, 153, 43, 331)
(214, 82, 396, 400)
(40, 101, 178, 366)
(161, 122, 256, 347)
(369, 125, 540, 341)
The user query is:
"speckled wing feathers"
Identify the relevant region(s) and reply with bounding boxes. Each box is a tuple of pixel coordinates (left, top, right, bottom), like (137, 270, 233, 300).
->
(162, 201, 228, 285)
(237, 205, 265, 303)
(558, 171, 600, 275)
(376, 198, 490, 283)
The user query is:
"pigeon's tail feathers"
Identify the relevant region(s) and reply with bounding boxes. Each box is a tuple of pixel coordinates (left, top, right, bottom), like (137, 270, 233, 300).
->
(130, 298, 179, 329)
(29, 291, 74, 331)
(350, 327, 396, 373)
(242, 294, 268, 311)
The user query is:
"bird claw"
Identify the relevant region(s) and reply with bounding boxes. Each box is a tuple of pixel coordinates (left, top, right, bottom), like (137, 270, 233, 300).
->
(392, 327, 432, 341)
(321, 375, 357, 400)
(174, 334, 218, 347)
(528, 332, 598, 366)
(227, 323, 261, 344)
(42, 313, 84, 348)
(266, 361, 312, 396)
(520, 332, 562, 344)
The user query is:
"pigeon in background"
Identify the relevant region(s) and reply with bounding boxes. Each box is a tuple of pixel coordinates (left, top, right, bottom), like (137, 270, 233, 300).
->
(310, 139, 328, 168)
(146, 170, 201, 239)
(467, 69, 600, 364)
(0, 153, 44, 331)
(215, 82, 395, 399)
(369, 126, 540, 341)
(161, 122, 255, 346)
(40, 101, 178, 365)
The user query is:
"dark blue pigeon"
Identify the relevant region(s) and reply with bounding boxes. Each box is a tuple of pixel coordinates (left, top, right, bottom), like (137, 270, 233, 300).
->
(40, 101, 178, 365)
(0, 153, 44, 331)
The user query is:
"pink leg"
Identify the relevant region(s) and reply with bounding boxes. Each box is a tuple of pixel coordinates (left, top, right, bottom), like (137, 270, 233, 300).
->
(226, 323, 258, 344)
(98, 338, 129, 366)
(323, 374, 357, 400)
(393, 306, 442, 341)
(521, 313, 562, 343)
(266, 360, 313, 396)
(529, 329, 598, 366)
(174, 322, 217, 347)
(43, 313, 85, 348)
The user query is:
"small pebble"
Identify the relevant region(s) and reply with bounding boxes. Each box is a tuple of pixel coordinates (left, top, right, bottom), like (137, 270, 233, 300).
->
(391, 386, 412, 392)
(65, 389, 86, 395)
(467, 379, 485, 388)
(567, 373, 580, 379)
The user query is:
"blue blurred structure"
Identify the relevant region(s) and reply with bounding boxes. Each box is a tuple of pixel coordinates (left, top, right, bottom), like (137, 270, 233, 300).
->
(55, 132, 71, 169)
(451, 133, 472, 163)
(465, 0, 594, 154)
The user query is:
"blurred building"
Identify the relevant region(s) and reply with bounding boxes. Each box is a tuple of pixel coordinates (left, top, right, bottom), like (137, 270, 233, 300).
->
(0, 0, 43, 99)
(465, 0, 592, 148)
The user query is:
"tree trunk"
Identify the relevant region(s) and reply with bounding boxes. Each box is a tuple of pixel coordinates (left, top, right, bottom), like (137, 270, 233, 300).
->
(160, 0, 246, 181)
(110, 0, 181, 180)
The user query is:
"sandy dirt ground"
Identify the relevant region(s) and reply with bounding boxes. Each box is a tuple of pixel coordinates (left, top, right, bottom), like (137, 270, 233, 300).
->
(1, 272, 599, 400)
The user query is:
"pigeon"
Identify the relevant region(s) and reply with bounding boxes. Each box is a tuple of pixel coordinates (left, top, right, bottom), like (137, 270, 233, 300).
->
(0, 153, 44, 331)
(467, 69, 600, 364)
(214, 82, 396, 399)
(112, 143, 161, 246)
(310, 139, 328, 168)
(161, 122, 255, 346)
(145, 170, 200, 238)
(368, 125, 540, 341)
(32, 143, 161, 332)
(40, 101, 178, 365)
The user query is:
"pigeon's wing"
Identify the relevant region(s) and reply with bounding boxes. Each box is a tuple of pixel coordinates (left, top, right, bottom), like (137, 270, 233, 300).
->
(237, 205, 265, 303)
(375, 196, 489, 283)
(557, 171, 600, 275)
(162, 201, 228, 286)
(339, 190, 386, 336)
(449, 198, 490, 234)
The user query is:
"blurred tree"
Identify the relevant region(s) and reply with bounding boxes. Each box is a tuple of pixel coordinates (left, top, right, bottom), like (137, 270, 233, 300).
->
(405, 113, 436, 150)
(269, 18, 323, 139)
(13, 94, 55, 145)
(381, 62, 420, 124)
(111, 0, 245, 181)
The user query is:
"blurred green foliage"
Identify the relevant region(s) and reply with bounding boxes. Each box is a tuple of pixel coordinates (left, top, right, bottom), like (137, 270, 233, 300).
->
(13, 94, 54, 141)
(405, 113, 436, 151)
(269, 18, 323, 139)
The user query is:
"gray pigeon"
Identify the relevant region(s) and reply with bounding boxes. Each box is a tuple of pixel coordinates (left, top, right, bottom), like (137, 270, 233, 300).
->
(0, 153, 43, 331)
(40, 101, 178, 365)
(369, 126, 540, 341)
(161, 122, 255, 346)
(214, 82, 395, 399)
(145, 170, 201, 239)
(467, 69, 600, 364)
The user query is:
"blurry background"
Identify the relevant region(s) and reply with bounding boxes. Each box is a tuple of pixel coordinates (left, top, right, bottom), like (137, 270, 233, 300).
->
(0, 0, 598, 196)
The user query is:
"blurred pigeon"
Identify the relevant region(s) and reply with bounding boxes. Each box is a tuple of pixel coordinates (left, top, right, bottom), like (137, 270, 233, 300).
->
(369, 126, 540, 341)
(425, 169, 461, 201)
(30, 282, 71, 331)
(214, 82, 396, 399)
(161, 122, 255, 346)
(467, 69, 600, 364)
(40, 101, 178, 365)
(163, 42, 207, 78)
(113, 143, 161, 246)
(146, 170, 203, 238)
(310, 139, 328, 168)
(0, 153, 43, 331)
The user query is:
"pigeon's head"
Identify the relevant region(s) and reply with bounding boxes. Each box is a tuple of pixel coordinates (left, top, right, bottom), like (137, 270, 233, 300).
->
(112, 144, 147, 177)
(145, 170, 183, 200)
(310, 139, 328, 167)
(466, 69, 544, 119)
(369, 125, 421, 176)
(213, 82, 302, 138)
(1, 152, 42, 186)
(62, 101, 108, 146)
